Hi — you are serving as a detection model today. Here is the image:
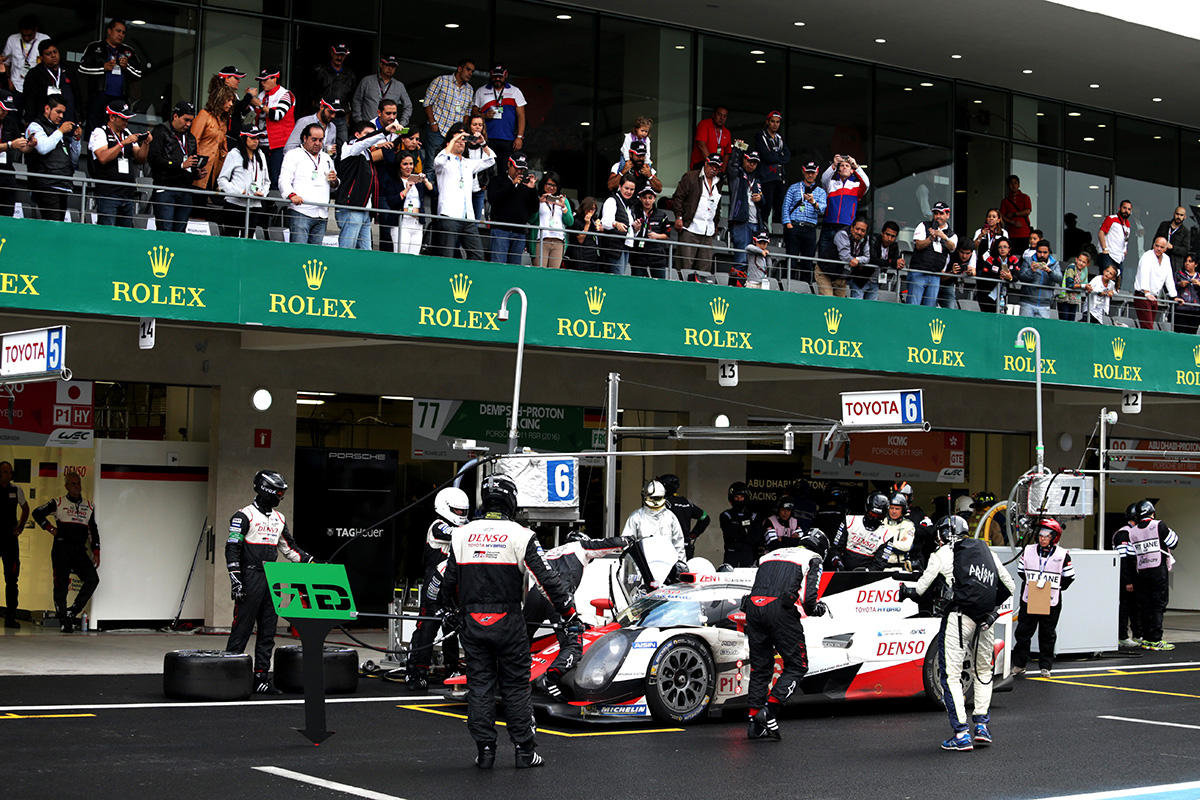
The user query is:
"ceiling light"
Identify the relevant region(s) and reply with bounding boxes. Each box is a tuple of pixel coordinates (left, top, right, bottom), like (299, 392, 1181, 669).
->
(887, 206, 895, 211)
(1153, 135, 1162, 140)
(833, 73, 844, 78)
(802, 84, 815, 90)
(579, 121, 590, 126)
(756, 60, 767, 64)
(920, 82, 934, 87)
(1088, 185, 1100, 189)
(1021, 69, 1033, 74)
(903, 87, 913, 92)
(444, 22, 460, 29)
(794, 21, 806, 26)
(1097, 124, 1106, 128)
(973, 99, 982, 104)
(131, 19, 147, 25)
(1092, 213, 1102, 218)
(297, 391, 335, 396)
(674, 45, 686, 50)
(381, 395, 414, 401)
(251, 389, 272, 411)
(1068, 111, 1081, 117)
(1089, 83, 1100, 89)
(556, 13, 572, 19)
(1152, 97, 1163, 102)
(1035, 112, 1045, 117)
(296, 398, 325, 406)
(1083, 137, 1095, 142)
(875, 38, 886, 43)
(950, 54, 962, 59)
(750, 49, 764, 55)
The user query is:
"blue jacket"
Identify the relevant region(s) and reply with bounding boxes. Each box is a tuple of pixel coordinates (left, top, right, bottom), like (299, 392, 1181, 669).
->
(726, 160, 763, 224)
(781, 181, 827, 226)
(1018, 255, 1063, 306)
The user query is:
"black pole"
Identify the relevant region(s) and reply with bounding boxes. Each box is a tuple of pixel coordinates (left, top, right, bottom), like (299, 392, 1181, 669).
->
(292, 618, 338, 745)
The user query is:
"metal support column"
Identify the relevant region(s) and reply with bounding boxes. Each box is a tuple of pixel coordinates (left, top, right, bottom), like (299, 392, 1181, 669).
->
(605, 372, 620, 538)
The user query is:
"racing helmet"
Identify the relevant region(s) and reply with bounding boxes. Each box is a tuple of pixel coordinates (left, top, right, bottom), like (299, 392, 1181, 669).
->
(934, 515, 969, 546)
(1134, 499, 1156, 521)
(642, 480, 667, 510)
(434, 486, 470, 526)
(778, 495, 796, 513)
(567, 530, 589, 543)
(891, 481, 913, 498)
(480, 474, 520, 519)
(1124, 502, 1138, 522)
(973, 490, 997, 510)
(657, 473, 680, 496)
(865, 492, 890, 519)
(253, 469, 288, 510)
(954, 495, 974, 516)
(1037, 518, 1063, 546)
(798, 529, 829, 558)
(889, 492, 910, 512)
(728, 481, 749, 507)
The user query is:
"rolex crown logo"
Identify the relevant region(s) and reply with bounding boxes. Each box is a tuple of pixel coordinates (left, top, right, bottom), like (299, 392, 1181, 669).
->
(928, 318, 946, 345)
(710, 297, 729, 326)
(585, 286, 606, 315)
(1193, 344, 1200, 368)
(450, 273, 472, 304)
(301, 259, 327, 291)
(1022, 330, 1037, 353)
(824, 307, 843, 335)
(0, 238, 6, 256)
(147, 245, 174, 278)
(1112, 337, 1126, 361)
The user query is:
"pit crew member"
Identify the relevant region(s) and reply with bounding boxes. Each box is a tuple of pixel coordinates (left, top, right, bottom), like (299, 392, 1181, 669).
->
(621, 479, 687, 572)
(1111, 503, 1142, 647)
(837, 492, 892, 570)
(33, 472, 99, 633)
(1126, 500, 1179, 651)
(1012, 518, 1074, 677)
(762, 496, 802, 553)
(407, 486, 470, 690)
(658, 473, 710, 559)
(720, 481, 760, 567)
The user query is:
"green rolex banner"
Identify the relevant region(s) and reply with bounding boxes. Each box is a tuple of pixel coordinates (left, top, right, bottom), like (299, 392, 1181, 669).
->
(263, 562, 357, 622)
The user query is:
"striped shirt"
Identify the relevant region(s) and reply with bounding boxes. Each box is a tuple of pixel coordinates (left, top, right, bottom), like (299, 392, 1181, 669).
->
(425, 73, 474, 134)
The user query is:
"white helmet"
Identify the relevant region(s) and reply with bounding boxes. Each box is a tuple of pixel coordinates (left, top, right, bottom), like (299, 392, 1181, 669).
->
(642, 480, 667, 510)
(954, 495, 974, 515)
(434, 486, 470, 526)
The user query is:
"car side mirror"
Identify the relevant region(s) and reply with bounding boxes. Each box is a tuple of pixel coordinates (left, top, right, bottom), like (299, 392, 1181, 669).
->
(591, 598, 614, 614)
(727, 610, 746, 633)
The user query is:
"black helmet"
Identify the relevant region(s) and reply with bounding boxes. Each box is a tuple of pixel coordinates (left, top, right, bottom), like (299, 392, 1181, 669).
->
(934, 515, 969, 546)
(798, 530, 829, 558)
(253, 469, 288, 510)
(1125, 502, 1138, 522)
(481, 474, 519, 519)
(865, 492, 890, 519)
(889, 492, 909, 511)
(1134, 499, 1156, 521)
(973, 490, 997, 509)
(728, 481, 749, 506)
(657, 473, 680, 496)
(567, 530, 589, 543)
(778, 495, 796, 512)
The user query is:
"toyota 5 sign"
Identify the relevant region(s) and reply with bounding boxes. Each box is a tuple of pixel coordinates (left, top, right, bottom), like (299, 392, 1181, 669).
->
(840, 389, 924, 426)
(1, 325, 67, 378)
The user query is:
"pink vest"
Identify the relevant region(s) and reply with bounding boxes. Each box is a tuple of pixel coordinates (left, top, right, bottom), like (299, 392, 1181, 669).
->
(1129, 521, 1163, 570)
(1020, 544, 1067, 606)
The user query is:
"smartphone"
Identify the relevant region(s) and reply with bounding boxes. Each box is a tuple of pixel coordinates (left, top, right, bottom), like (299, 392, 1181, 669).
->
(195, 155, 210, 168)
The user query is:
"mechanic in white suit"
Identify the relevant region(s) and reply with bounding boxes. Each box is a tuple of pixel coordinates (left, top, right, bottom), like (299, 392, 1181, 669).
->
(621, 480, 686, 570)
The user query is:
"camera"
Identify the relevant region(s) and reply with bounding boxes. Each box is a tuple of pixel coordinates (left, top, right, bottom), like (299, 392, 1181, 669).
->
(137, 132, 149, 144)
(468, 134, 484, 146)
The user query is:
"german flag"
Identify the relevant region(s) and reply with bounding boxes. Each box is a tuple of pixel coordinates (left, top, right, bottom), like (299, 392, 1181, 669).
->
(583, 408, 605, 429)
(38, 462, 58, 478)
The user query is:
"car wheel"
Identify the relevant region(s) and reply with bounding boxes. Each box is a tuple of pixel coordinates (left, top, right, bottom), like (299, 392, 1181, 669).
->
(645, 636, 715, 724)
(922, 638, 974, 710)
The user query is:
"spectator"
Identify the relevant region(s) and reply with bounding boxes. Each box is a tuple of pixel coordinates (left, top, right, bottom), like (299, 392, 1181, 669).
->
(1062, 212, 1092, 261)
(1174, 254, 1200, 335)
(630, 186, 671, 279)
(565, 197, 602, 271)
(87, 100, 149, 227)
(1084, 263, 1119, 323)
(396, 128, 424, 171)
(1021, 228, 1043, 264)
(22, 40, 80, 127)
(742, 230, 774, 287)
(432, 129, 494, 260)
(191, 85, 235, 193)
(78, 19, 142, 128)
(1098, 199, 1133, 279)
(726, 149, 763, 271)
(673, 154, 723, 275)
(210, 66, 256, 142)
(1018, 239, 1062, 318)
(1132, 236, 1181, 329)
(606, 140, 661, 195)
(424, 59, 475, 165)
(0, 93, 32, 216)
(453, 114, 491, 221)
(867, 219, 905, 290)
(1155, 206, 1190, 273)
(819, 154, 869, 261)
(1000, 175, 1032, 254)
(486, 153, 538, 264)
(311, 43, 356, 144)
(833, 216, 873, 298)
(255, 68, 295, 193)
(690, 106, 730, 170)
(279, 122, 339, 245)
(781, 161, 826, 284)
(2, 15, 49, 97)
(473, 64, 525, 167)
(971, 208, 1007, 262)
(148, 101, 200, 232)
(530, 172, 573, 268)
(1056, 251, 1091, 322)
(391, 152, 431, 255)
(941, 242, 976, 309)
(976, 237, 1020, 313)
(353, 54, 411, 129)
(335, 118, 398, 250)
(370, 99, 405, 254)
(216, 125, 271, 237)
(907, 202, 956, 306)
(617, 116, 653, 169)
(25, 97, 80, 221)
(754, 111, 790, 229)
(601, 175, 638, 274)
(283, 97, 338, 155)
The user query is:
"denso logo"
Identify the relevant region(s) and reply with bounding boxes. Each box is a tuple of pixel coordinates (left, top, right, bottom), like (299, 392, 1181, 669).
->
(467, 532, 508, 543)
(856, 588, 900, 603)
(876, 639, 927, 657)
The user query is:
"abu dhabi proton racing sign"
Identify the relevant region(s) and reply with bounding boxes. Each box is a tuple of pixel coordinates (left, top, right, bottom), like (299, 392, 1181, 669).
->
(411, 397, 604, 459)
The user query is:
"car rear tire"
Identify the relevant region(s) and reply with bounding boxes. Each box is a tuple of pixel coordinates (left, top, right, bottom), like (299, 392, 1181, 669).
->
(162, 650, 252, 701)
(922, 636, 974, 710)
(645, 636, 715, 724)
(273, 645, 359, 694)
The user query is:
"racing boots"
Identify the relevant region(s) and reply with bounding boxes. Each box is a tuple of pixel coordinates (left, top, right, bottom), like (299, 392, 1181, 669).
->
(253, 671, 283, 695)
(405, 669, 429, 692)
(474, 743, 496, 770)
(515, 743, 546, 769)
(58, 608, 75, 633)
(747, 707, 781, 741)
(1141, 640, 1176, 651)
(941, 730, 974, 751)
(972, 715, 992, 747)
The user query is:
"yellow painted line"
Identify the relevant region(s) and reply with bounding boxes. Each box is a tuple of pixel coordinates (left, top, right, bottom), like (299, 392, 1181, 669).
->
(1052, 667, 1200, 679)
(0, 712, 96, 720)
(1030, 678, 1200, 700)
(397, 703, 685, 737)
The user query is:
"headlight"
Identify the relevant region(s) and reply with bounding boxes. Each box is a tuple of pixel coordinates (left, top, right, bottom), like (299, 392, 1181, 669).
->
(575, 630, 635, 691)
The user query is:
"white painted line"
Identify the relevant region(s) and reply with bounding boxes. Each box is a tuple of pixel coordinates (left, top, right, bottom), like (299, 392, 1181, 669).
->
(1099, 715, 1200, 732)
(0, 695, 440, 712)
(1032, 779, 1200, 800)
(1048, 661, 1200, 674)
(254, 766, 405, 800)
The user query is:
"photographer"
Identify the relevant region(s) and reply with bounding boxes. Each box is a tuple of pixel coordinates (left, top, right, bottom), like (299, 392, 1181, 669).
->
(486, 153, 539, 264)
(940, 242, 976, 309)
(433, 128, 495, 260)
(726, 147, 764, 272)
(148, 101, 202, 232)
(335, 118, 403, 250)
(391, 153, 432, 255)
(907, 201, 957, 306)
(819, 154, 869, 261)
(530, 172, 573, 268)
(867, 220, 905, 290)
(25, 97, 81, 221)
(88, 100, 151, 227)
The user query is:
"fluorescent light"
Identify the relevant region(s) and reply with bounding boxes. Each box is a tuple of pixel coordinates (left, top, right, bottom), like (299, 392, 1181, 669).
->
(131, 19, 147, 25)
(1089, 83, 1100, 89)
(973, 99, 983, 104)
(444, 23, 460, 29)
(1036, 112, 1045, 117)
(874, 38, 887, 43)
(1068, 111, 1081, 117)
(382, 395, 414, 401)
(755, 60, 767, 64)
(802, 84, 815, 90)
(579, 121, 590, 126)
(1097, 124, 1106, 128)
(1092, 214, 1102, 218)
(794, 21, 806, 26)
(750, 49, 764, 55)
(296, 398, 325, 406)
(920, 82, 934, 87)
(674, 45, 686, 50)
(1083, 137, 1095, 142)
(1153, 135, 1162, 140)
(903, 87, 913, 92)
(556, 13, 572, 19)
(950, 54, 962, 59)
(833, 73, 844, 77)
(297, 391, 335, 396)
(1088, 185, 1100, 190)
(887, 206, 894, 211)
(1152, 97, 1163, 102)
(1021, 69, 1033, 74)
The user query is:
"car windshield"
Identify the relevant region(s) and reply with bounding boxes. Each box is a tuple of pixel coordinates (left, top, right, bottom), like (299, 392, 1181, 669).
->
(617, 590, 744, 628)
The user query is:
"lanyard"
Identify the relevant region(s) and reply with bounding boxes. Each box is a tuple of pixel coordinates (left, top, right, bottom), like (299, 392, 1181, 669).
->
(492, 85, 504, 106)
(48, 67, 61, 88)
(20, 38, 35, 67)
(108, 123, 125, 152)
(378, 77, 391, 96)
(175, 130, 187, 155)
(713, 126, 724, 150)
(304, 150, 322, 174)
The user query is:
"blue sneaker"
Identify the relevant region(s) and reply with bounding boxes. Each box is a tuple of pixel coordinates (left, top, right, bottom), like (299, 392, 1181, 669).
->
(973, 723, 992, 746)
(941, 731, 974, 751)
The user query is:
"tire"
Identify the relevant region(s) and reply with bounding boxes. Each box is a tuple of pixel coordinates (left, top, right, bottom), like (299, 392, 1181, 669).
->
(163, 650, 252, 701)
(922, 636, 974, 710)
(273, 645, 359, 694)
(644, 636, 715, 724)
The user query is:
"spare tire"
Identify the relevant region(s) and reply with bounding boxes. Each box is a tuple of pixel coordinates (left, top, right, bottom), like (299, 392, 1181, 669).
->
(273, 645, 359, 694)
(163, 650, 252, 701)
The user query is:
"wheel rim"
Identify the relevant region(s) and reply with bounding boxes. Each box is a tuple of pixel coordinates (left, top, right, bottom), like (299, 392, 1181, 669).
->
(657, 648, 708, 713)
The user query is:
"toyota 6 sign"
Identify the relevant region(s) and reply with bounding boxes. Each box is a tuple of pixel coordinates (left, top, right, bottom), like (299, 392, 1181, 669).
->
(1, 325, 67, 379)
(840, 389, 923, 426)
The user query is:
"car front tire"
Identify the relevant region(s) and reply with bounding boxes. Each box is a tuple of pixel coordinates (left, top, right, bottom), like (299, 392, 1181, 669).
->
(645, 635, 715, 724)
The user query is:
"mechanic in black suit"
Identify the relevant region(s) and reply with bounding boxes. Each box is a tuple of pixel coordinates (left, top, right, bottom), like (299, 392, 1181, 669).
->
(658, 473, 710, 559)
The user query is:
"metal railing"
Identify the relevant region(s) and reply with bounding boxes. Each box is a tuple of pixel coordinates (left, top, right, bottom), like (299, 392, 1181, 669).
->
(5, 166, 1197, 332)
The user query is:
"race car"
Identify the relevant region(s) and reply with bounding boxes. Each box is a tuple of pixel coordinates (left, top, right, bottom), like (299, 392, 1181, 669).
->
(524, 569, 1014, 725)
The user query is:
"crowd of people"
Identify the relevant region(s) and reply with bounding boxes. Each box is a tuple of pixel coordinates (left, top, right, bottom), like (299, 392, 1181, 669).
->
(1, 19, 1196, 331)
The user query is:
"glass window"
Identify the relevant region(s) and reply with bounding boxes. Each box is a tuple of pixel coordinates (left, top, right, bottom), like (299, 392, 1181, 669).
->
(1114, 118, 1179, 258)
(293, 0, 378, 27)
(1012, 95, 1062, 148)
(954, 134, 1007, 243)
(875, 69, 951, 147)
(1011, 145, 1063, 255)
(595, 20, 692, 196)
(290, 27, 379, 116)
(1065, 107, 1113, 157)
(0, 2, 99, 67)
(787, 55, 869, 174)
(203, 0, 290, 14)
(1065, 153, 1112, 258)
(696, 35, 785, 163)
(199, 12, 286, 108)
(105, 4, 200, 123)
(872, 137, 953, 248)
(1180, 132, 1200, 246)
(956, 85, 1007, 137)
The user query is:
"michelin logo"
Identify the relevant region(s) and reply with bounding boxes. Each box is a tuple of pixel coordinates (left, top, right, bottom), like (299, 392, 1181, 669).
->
(599, 704, 648, 716)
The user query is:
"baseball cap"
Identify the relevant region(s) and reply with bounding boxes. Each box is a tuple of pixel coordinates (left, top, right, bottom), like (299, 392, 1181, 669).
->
(931, 201, 951, 213)
(508, 153, 529, 169)
(0, 93, 18, 113)
(766, 110, 782, 120)
(380, 54, 399, 66)
(491, 64, 507, 76)
(637, 185, 658, 197)
(319, 98, 346, 115)
(753, 231, 771, 243)
(105, 100, 134, 119)
(744, 150, 761, 161)
(217, 65, 245, 79)
(628, 140, 648, 157)
(704, 153, 724, 167)
(802, 160, 819, 171)
(240, 124, 266, 138)
(256, 67, 280, 82)
(172, 100, 197, 117)
(332, 42, 351, 55)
